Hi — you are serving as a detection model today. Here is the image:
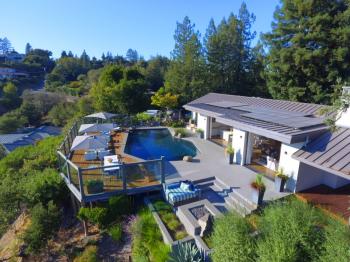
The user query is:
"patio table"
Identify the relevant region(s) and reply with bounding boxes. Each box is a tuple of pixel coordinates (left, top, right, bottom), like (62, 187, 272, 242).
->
(103, 155, 121, 171)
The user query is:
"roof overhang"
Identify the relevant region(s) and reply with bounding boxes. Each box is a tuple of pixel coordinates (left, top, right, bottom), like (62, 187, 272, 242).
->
(293, 154, 350, 180)
(184, 104, 318, 144)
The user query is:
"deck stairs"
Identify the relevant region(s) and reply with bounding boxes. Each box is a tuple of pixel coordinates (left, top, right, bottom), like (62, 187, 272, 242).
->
(193, 176, 257, 217)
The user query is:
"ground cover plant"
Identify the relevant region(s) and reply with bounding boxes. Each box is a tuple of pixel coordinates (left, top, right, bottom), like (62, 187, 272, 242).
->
(131, 207, 170, 262)
(151, 199, 188, 240)
(211, 197, 350, 262)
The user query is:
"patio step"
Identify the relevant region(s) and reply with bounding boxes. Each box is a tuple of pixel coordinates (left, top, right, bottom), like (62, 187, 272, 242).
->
(213, 179, 231, 197)
(193, 176, 215, 190)
(225, 191, 257, 217)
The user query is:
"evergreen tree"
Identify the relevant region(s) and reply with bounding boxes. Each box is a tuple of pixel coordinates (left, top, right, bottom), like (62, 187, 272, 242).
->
(80, 49, 90, 68)
(165, 16, 207, 104)
(61, 51, 67, 58)
(0, 37, 12, 54)
(101, 52, 106, 61)
(67, 51, 74, 57)
(25, 43, 32, 55)
(126, 49, 139, 63)
(205, 3, 258, 95)
(263, 0, 350, 104)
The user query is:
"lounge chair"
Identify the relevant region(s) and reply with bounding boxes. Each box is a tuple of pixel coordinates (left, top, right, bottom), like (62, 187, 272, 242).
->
(97, 149, 112, 159)
(163, 181, 201, 206)
(85, 150, 97, 161)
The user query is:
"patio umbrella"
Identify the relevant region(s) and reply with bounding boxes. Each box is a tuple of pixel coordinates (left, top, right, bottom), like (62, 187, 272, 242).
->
(79, 123, 115, 133)
(84, 112, 117, 120)
(70, 135, 109, 151)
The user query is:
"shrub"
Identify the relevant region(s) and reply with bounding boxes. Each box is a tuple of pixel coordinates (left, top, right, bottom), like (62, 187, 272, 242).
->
(85, 179, 104, 194)
(169, 242, 204, 262)
(169, 120, 185, 128)
(108, 223, 123, 242)
(174, 128, 187, 137)
(256, 199, 325, 262)
(132, 208, 170, 262)
(22, 168, 67, 207)
(211, 212, 256, 262)
(74, 245, 98, 262)
(108, 195, 132, 218)
(319, 219, 350, 262)
(78, 207, 108, 228)
(23, 201, 61, 254)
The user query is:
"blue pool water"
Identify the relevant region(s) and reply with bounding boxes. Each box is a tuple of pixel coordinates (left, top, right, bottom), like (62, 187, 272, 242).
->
(124, 128, 197, 161)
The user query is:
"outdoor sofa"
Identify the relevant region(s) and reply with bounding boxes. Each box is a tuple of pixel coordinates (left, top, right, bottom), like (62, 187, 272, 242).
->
(163, 180, 201, 206)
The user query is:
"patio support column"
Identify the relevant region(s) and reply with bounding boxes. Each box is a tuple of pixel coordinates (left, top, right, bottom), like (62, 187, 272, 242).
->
(160, 156, 165, 184)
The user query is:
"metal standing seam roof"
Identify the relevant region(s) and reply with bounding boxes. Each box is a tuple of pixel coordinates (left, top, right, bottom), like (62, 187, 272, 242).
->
(184, 93, 329, 144)
(293, 128, 350, 177)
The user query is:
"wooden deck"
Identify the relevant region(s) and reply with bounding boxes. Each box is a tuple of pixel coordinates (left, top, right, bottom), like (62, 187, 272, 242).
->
(297, 184, 350, 223)
(69, 131, 160, 195)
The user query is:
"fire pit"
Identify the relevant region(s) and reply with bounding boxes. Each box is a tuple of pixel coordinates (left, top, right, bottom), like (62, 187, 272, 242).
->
(176, 199, 222, 237)
(190, 205, 210, 220)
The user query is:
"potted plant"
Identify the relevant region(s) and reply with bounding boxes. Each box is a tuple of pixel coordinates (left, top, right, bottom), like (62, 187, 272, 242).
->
(86, 179, 104, 194)
(195, 128, 204, 139)
(274, 168, 289, 192)
(251, 174, 266, 206)
(225, 144, 234, 164)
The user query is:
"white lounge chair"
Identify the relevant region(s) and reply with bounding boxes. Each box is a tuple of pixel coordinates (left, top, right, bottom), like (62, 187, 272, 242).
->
(98, 149, 112, 159)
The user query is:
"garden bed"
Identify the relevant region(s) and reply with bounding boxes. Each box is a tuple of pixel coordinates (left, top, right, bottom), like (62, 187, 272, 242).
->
(151, 199, 188, 241)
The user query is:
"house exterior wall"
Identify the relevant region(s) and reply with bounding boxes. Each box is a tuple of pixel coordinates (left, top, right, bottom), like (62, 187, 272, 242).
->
(197, 113, 210, 139)
(279, 142, 305, 192)
(232, 128, 248, 165)
(296, 162, 350, 191)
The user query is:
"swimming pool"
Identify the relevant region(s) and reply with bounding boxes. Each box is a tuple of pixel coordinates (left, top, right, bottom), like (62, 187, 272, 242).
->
(124, 128, 197, 161)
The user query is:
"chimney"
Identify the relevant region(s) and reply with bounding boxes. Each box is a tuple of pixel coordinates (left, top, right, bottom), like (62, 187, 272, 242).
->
(335, 86, 350, 128)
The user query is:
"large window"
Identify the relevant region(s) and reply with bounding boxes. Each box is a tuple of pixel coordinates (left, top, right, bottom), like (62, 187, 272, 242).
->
(250, 134, 281, 175)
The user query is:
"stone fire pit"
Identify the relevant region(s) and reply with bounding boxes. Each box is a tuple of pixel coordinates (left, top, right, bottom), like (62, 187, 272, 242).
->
(176, 199, 222, 237)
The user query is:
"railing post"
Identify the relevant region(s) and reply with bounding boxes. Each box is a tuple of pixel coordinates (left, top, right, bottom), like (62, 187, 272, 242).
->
(160, 156, 165, 184)
(121, 164, 127, 191)
(66, 159, 72, 183)
(77, 168, 85, 200)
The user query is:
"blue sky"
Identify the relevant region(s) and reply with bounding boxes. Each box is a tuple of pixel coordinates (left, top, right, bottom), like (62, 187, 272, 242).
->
(1, 0, 280, 59)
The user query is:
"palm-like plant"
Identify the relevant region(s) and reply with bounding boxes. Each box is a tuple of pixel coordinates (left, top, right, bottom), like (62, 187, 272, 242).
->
(168, 242, 204, 262)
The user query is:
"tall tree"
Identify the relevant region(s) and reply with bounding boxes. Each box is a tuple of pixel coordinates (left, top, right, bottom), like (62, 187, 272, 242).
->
(80, 49, 90, 68)
(205, 3, 258, 95)
(90, 65, 148, 114)
(126, 49, 139, 63)
(144, 55, 169, 91)
(165, 16, 207, 104)
(0, 37, 13, 55)
(24, 49, 55, 72)
(61, 51, 67, 58)
(263, 0, 350, 104)
(25, 43, 32, 55)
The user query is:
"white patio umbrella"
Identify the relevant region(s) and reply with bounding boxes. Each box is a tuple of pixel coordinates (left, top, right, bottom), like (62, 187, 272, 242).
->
(79, 123, 115, 133)
(84, 112, 117, 120)
(71, 135, 109, 151)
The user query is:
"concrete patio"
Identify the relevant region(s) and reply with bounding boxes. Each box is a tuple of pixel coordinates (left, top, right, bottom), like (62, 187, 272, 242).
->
(165, 137, 290, 215)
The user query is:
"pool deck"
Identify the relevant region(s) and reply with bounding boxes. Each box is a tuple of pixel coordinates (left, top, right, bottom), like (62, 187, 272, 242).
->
(165, 137, 290, 213)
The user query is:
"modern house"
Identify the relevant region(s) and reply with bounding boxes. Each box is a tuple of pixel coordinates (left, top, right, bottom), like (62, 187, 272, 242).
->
(0, 51, 25, 63)
(184, 90, 350, 198)
(0, 67, 28, 80)
(0, 125, 61, 155)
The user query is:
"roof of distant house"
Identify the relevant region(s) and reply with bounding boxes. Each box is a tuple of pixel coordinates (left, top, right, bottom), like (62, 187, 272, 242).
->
(0, 125, 61, 154)
(184, 93, 329, 144)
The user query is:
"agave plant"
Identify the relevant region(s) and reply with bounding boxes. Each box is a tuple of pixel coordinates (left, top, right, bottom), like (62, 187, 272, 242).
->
(168, 242, 204, 262)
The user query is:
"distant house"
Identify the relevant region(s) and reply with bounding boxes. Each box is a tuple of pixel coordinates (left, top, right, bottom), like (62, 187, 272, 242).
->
(0, 51, 25, 63)
(0, 67, 29, 80)
(0, 125, 61, 155)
